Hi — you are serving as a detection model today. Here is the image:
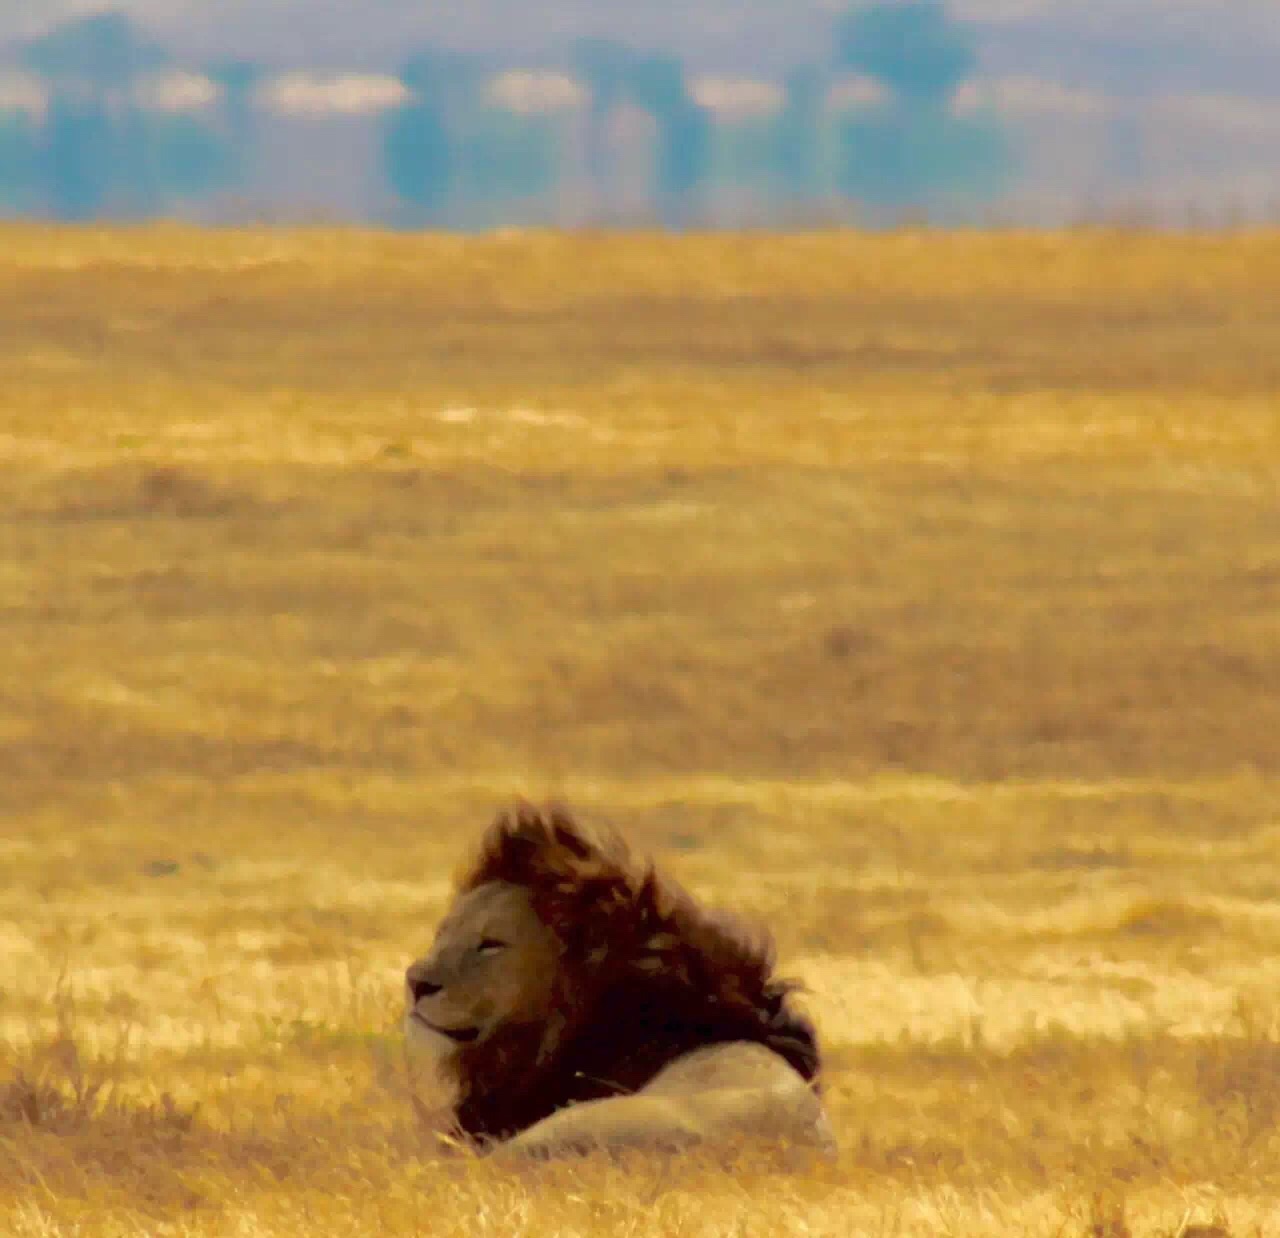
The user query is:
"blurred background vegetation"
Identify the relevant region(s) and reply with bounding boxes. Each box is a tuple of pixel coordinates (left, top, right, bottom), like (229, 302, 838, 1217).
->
(9, 0, 1270, 229)
(4, 1, 1278, 229)
(5, 0, 1278, 230)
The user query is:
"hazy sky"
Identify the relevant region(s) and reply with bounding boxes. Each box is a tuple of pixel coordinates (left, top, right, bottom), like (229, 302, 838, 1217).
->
(2, 1, 1277, 96)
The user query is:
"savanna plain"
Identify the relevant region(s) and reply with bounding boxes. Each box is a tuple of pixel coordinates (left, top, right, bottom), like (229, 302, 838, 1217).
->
(2, 228, 1279, 1236)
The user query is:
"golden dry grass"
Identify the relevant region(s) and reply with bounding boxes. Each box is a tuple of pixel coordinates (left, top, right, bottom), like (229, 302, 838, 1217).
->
(2, 226, 1279, 1236)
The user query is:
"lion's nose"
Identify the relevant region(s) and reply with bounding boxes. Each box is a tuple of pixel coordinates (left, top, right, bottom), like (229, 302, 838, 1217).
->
(411, 978, 442, 1002)
(406, 961, 444, 1002)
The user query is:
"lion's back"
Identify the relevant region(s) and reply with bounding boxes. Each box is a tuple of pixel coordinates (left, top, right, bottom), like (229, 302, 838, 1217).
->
(644, 1041, 836, 1157)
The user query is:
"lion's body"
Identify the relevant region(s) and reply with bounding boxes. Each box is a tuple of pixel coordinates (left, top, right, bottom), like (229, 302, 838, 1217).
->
(404, 805, 833, 1162)
(495, 1041, 834, 1161)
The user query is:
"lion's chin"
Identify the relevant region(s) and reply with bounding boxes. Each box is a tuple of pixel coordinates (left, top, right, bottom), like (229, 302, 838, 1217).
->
(405, 1011, 481, 1067)
(405, 1013, 457, 1068)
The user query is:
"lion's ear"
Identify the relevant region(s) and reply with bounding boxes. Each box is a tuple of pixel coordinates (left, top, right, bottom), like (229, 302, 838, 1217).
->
(469, 803, 565, 887)
(503, 802, 558, 867)
(483, 802, 601, 879)
(545, 803, 596, 860)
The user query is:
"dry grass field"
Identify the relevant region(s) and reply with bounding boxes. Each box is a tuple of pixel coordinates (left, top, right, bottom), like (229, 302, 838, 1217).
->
(2, 227, 1279, 1236)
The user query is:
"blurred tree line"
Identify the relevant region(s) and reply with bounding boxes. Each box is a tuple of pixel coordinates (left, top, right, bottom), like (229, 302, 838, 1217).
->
(384, 49, 561, 227)
(0, 2, 1013, 225)
(0, 13, 239, 218)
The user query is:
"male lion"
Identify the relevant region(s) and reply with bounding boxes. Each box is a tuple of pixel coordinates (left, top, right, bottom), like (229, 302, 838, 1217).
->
(404, 804, 834, 1161)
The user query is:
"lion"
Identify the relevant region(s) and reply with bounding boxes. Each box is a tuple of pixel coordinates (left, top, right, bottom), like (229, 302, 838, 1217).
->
(403, 803, 834, 1162)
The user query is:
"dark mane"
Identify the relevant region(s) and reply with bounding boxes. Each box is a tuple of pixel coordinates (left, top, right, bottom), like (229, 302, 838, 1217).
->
(443, 803, 822, 1146)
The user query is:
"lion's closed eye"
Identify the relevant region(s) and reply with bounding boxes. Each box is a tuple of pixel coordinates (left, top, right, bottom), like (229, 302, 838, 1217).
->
(476, 938, 508, 955)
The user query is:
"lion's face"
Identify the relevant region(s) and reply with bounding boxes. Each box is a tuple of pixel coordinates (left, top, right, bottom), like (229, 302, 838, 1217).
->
(404, 881, 561, 1064)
